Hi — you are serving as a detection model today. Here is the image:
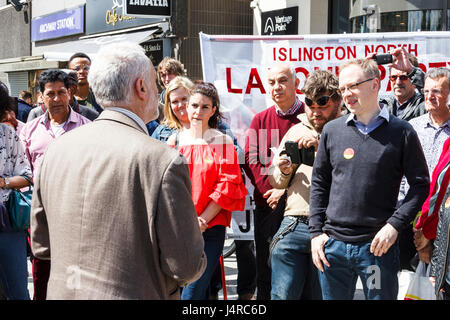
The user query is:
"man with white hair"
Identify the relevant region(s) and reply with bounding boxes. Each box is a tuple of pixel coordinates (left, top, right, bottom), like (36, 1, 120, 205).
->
(244, 62, 305, 299)
(30, 42, 206, 300)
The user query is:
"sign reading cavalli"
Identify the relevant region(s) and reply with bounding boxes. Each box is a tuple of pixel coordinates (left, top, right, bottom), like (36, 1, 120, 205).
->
(124, 0, 171, 18)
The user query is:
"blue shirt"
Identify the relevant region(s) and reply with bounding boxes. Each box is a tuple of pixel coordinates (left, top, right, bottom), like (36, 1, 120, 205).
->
(346, 104, 390, 134)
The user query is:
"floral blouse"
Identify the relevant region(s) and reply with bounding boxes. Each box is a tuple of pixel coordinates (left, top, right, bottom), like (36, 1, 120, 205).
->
(0, 124, 32, 203)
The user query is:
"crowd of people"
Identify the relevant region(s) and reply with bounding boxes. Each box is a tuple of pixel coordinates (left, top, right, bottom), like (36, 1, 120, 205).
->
(0, 42, 448, 300)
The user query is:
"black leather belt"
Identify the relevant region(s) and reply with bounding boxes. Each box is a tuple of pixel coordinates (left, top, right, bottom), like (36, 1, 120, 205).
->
(288, 215, 309, 225)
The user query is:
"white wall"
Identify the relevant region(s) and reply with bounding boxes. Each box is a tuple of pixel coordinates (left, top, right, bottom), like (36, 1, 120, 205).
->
(252, 0, 328, 35)
(32, 0, 85, 18)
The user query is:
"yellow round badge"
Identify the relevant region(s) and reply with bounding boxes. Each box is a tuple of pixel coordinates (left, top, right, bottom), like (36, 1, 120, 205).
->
(343, 148, 355, 160)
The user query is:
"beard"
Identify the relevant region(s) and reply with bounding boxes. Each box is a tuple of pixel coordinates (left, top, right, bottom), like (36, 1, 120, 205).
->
(308, 106, 339, 133)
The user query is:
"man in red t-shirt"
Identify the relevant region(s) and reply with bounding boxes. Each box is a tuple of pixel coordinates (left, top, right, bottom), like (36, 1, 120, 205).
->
(244, 62, 304, 300)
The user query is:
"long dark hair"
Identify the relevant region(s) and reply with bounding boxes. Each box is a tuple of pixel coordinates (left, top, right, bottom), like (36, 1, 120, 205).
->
(190, 81, 223, 129)
(0, 81, 14, 120)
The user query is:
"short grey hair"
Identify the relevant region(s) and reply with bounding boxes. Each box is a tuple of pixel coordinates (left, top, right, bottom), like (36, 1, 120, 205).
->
(88, 42, 152, 108)
(425, 67, 450, 87)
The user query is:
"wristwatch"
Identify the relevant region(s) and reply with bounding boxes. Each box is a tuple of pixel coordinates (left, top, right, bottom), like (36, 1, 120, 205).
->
(3, 177, 10, 189)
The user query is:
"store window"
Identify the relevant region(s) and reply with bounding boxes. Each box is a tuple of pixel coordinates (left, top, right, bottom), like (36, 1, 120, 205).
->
(352, 9, 443, 33)
(448, 9, 450, 30)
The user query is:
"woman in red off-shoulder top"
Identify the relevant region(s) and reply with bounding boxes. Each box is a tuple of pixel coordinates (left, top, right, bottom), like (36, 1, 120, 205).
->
(168, 81, 247, 300)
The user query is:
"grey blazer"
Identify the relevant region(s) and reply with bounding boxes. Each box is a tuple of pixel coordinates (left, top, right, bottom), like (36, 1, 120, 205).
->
(30, 109, 206, 300)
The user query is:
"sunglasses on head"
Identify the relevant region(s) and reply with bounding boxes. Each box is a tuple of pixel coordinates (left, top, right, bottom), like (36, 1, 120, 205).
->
(304, 95, 333, 107)
(389, 75, 409, 81)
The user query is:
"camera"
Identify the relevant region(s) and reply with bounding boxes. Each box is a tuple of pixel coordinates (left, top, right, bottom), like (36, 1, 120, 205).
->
(280, 141, 315, 166)
(372, 53, 393, 65)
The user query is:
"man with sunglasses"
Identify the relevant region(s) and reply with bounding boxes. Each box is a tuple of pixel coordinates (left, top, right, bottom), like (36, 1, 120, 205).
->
(68, 52, 103, 114)
(268, 70, 341, 300)
(380, 47, 426, 122)
(309, 58, 429, 300)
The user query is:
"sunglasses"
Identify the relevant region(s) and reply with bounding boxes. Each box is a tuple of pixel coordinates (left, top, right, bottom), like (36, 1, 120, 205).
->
(304, 95, 333, 107)
(389, 75, 409, 81)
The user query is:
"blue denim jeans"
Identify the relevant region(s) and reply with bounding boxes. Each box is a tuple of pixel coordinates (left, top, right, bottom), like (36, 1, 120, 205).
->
(318, 237, 400, 300)
(0, 231, 30, 300)
(270, 216, 322, 300)
(181, 225, 225, 300)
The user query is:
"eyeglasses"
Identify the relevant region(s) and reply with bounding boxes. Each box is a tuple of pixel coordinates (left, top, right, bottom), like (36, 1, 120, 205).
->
(389, 75, 409, 82)
(339, 78, 374, 94)
(71, 65, 90, 72)
(304, 95, 333, 107)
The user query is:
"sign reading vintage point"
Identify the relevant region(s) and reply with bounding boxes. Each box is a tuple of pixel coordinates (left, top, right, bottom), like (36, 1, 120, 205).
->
(261, 6, 298, 36)
(124, 0, 171, 18)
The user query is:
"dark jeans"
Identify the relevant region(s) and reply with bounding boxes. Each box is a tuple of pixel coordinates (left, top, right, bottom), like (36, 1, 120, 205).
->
(254, 193, 286, 300)
(0, 231, 30, 300)
(181, 225, 225, 300)
(443, 281, 450, 300)
(318, 237, 400, 300)
(398, 226, 416, 271)
(209, 239, 256, 298)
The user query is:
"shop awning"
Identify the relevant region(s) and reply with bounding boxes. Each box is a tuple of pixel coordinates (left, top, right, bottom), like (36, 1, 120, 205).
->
(38, 27, 162, 62)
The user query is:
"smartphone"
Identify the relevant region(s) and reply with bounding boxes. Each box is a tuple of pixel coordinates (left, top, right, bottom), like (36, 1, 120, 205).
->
(300, 146, 315, 167)
(373, 53, 393, 65)
(284, 141, 301, 165)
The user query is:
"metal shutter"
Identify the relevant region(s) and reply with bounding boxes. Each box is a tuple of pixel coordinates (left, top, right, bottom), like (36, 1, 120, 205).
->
(7, 71, 28, 97)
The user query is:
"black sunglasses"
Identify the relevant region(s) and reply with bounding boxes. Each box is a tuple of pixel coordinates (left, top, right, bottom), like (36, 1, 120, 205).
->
(304, 95, 334, 107)
(389, 75, 409, 81)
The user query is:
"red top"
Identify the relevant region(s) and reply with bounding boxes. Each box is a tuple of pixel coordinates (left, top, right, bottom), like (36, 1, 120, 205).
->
(178, 142, 247, 229)
(415, 137, 450, 239)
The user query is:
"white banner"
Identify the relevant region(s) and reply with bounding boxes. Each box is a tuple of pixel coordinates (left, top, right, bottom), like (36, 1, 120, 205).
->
(200, 31, 450, 239)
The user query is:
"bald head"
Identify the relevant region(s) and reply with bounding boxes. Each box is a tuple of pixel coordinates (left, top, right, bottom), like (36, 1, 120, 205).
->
(267, 62, 299, 111)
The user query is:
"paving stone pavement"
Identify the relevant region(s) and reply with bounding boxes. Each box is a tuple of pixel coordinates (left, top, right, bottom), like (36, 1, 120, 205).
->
(26, 254, 414, 300)
(218, 252, 414, 300)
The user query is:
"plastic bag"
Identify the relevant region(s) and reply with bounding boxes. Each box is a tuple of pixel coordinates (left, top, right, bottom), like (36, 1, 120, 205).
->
(404, 261, 436, 300)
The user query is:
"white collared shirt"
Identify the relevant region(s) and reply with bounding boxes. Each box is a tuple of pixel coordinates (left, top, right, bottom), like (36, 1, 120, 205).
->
(108, 107, 149, 135)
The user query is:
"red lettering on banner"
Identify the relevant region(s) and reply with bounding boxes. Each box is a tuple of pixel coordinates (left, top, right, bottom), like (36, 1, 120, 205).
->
(295, 67, 309, 94)
(314, 47, 324, 60)
(289, 48, 296, 61)
(375, 45, 386, 53)
(325, 47, 333, 59)
(226, 68, 243, 94)
(336, 46, 345, 60)
(419, 63, 427, 73)
(409, 44, 418, 56)
(365, 45, 374, 56)
(245, 68, 266, 94)
(279, 47, 287, 61)
(348, 46, 356, 59)
(304, 47, 313, 61)
(429, 62, 446, 68)
(378, 65, 386, 81)
(387, 44, 397, 52)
